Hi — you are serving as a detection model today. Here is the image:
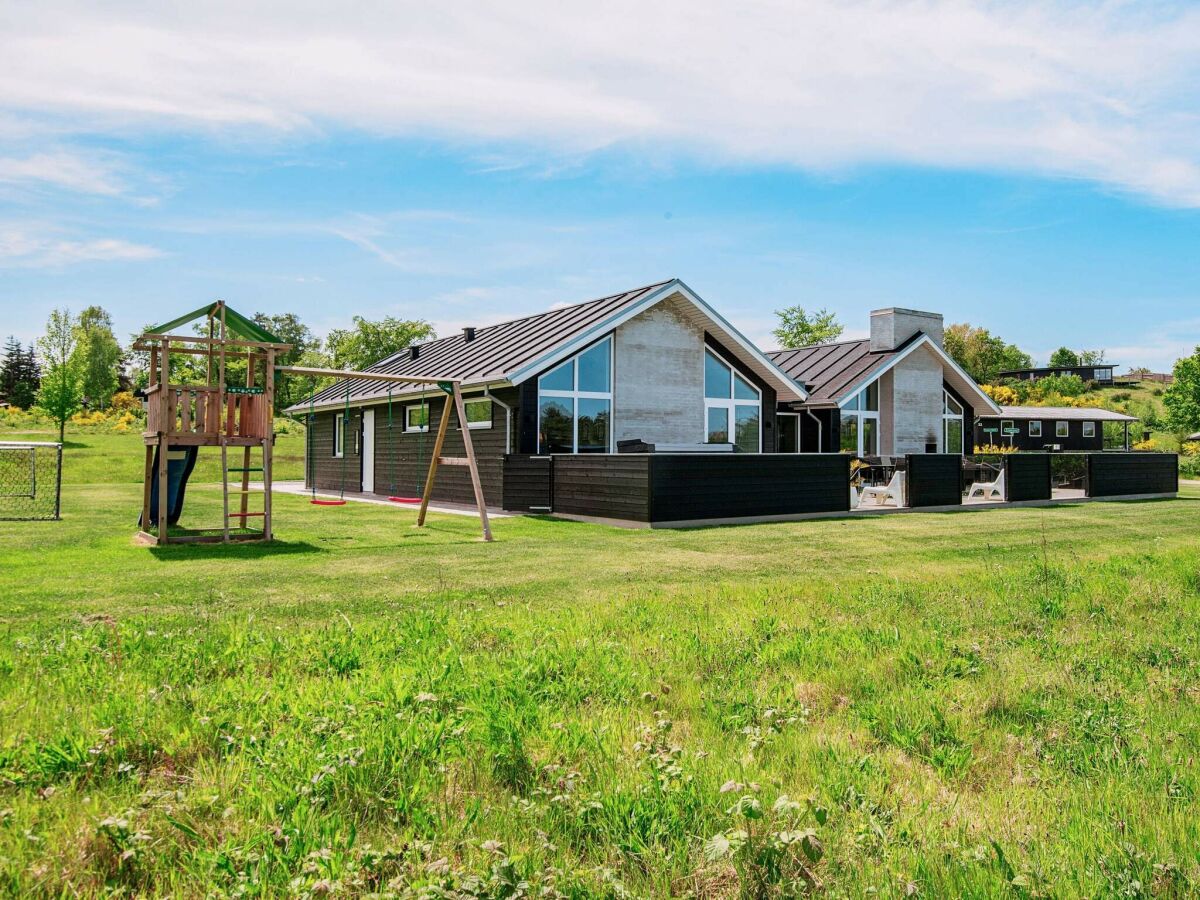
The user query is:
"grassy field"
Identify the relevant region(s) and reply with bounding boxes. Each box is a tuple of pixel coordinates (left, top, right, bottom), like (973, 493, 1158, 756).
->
(2, 431, 1200, 896)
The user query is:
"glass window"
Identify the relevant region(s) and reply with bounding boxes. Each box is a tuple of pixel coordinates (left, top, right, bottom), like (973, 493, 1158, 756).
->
(464, 398, 492, 429)
(864, 381, 879, 412)
(734, 406, 760, 453)
(863, 417, 879, 455)
(704, 350, 731, 399)
(333, 413, 344, 458)
(539, 359, 574, 392)
(1056, 421, 1069, 438)
(943, 393, 963, 415)
(843, 391, 860, 411)
(840, 415, 858, 453)
(707, 406, 730, 444)
(733, 372, 757, 400)
(1082, 421, 1095, 438)
(539, 397, 574, 454)
(406, 405, 429, 432)
(577, 398, 610, 453)
(944, 418, 963, 454)
(577, 339, 611, 393)
(1029, 421, 1042, 437)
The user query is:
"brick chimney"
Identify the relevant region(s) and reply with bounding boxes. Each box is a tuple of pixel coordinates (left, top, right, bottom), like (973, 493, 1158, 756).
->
(870, 308, 944, 351)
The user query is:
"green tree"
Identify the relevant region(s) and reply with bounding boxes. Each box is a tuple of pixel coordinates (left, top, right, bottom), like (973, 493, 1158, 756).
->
(772, 306, 844, 349)
(326, 316, 436, 371)
(1079, 349, 1106, 365)
(0, 339, 40, 409)
(253, 312, 321, 413)
(1048, 347, 1080, 367)
(944, 323, 1033, 384)
(36, 309, 83, 442)
(1163, 347, 1200, 433)
(74, 306, 123, 409)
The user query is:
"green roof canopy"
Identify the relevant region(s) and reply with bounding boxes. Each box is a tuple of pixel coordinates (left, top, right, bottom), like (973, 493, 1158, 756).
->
(143, 302, 285, 345)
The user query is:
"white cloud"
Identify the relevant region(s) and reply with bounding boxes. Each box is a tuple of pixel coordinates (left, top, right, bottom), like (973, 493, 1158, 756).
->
(0, 224, 163, 267)
(1, 2, 1199, 204)
(0, 150, 126, 195)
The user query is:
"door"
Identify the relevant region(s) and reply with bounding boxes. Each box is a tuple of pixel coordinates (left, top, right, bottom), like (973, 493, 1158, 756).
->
(778, 413, 800, 453)
(361, 409, 375, 493)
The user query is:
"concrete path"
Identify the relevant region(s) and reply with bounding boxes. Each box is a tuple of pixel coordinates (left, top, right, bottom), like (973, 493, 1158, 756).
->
(266, 481, 511, 518)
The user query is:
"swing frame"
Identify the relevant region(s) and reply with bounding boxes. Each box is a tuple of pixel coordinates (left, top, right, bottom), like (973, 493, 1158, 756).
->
(278, 365, 493, 542)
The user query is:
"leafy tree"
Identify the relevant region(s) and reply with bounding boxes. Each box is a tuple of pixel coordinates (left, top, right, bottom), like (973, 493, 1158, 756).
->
(1048, 347, 1080, 367)
(1079, 349, 1106, 365)
(944, 323, 1032, 384)
(772, 306, 843, 349)
(253, 312, 322, 413)
(326, 316, 436, 371)
(1, 337, 40, 409)
(1163, 347, 1200, 433)
(74, 306, 123, 409)
(36, 309, 83, 442)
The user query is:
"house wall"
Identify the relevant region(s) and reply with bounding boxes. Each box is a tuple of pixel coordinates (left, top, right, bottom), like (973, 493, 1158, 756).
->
(975, 417, 1107, 452)
(306, 409, 363, 494)
(890, 344, 944, 454)
(613, 298, 705, 446)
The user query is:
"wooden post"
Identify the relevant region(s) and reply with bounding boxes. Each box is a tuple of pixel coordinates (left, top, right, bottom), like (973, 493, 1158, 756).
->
(141, 444, 153, 532)
(157, 340, 170, 545)
(239, 352, 254, 520)
(417, 391, 454, 527)
(452, 382, 493, 541)
(264, 350, 275, 540)
(218, 304, 230, 542)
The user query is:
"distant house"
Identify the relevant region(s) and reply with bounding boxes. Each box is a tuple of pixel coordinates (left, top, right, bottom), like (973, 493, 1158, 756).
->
(998, 364, 1117, 386)
(975, 406, 1138, 451)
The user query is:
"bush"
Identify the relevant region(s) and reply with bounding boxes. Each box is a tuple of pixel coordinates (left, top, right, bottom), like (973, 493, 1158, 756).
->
(1132, 438, 1158, 451)
(109, 392, 142, 415)
(1182, 441, 1200, 458)
(974, 443, 1018, 455)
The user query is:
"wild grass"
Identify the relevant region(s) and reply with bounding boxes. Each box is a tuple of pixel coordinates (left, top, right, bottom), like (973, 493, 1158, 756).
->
(1, 430, 1199, 896)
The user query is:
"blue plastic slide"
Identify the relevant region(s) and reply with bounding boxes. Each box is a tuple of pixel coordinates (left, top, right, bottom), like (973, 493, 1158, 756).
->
(141, 446, 199, 527)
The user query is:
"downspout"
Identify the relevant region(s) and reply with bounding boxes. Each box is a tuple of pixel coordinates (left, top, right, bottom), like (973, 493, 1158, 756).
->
(805, 409, 823, 453)
(485, 388, 513, 453)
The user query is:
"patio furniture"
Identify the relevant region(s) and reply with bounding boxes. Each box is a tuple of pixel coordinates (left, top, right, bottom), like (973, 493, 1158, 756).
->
(850, 483, 860, 509)
(967, 469, 1005, 501)
(861, 470, 904, 506)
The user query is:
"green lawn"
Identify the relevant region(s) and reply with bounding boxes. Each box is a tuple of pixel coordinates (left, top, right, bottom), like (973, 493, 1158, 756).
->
(2, 431, 1200, 897)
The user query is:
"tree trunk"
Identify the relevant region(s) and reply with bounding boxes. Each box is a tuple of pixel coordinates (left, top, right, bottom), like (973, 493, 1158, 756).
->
(59, 419, 65, 443)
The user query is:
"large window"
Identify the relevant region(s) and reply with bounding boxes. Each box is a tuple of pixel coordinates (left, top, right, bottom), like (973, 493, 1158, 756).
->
(839, 380, 879, 456)
(942, 390, 964, 454)
(538, 338, 612, 453)
(704, 348, 760, 452)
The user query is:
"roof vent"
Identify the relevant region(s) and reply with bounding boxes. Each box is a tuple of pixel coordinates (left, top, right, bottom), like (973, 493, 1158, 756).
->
(408, 346, 420, 360)
(462, 326, 477, 342)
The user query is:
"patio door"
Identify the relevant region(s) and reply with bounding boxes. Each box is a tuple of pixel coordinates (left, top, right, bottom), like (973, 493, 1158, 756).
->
(778, 413, 800, 452)
(361, 409, 375, 493)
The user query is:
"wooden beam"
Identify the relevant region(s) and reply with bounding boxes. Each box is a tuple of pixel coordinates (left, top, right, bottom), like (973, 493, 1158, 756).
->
(417, 393, 454, 528)
(453, 381, 493, 542)
(276, 365, 461, 386)
(139, 332, 292, 350)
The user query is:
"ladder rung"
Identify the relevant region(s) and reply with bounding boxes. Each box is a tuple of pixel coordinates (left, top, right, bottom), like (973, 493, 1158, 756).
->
(226, 512, 265, 518)
(227, 467, 263, 472)
(437, 457, 471, 467)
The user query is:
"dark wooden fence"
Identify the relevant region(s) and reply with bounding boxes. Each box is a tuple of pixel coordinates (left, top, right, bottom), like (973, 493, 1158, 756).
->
(905, 454, 962, 507)
(1005, 453, 1052, 502)
(552, 456, 652, 521)
(1088, 453, 1178, 497)
(501, 455, 553, 512)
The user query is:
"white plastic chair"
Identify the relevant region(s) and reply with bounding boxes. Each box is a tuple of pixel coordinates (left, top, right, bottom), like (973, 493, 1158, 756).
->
(861, 470, 904, 506)
(967, 469, 1005, 501)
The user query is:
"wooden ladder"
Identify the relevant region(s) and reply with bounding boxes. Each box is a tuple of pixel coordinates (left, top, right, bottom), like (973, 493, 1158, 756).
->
(221, 443, 268, 540)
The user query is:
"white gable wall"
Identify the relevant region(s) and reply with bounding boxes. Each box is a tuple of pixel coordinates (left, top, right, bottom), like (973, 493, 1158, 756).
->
(612, 297, 705, 446)
(889, 343, 944, 454)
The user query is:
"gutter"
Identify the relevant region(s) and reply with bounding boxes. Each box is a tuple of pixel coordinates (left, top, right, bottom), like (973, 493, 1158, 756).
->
(484, 387, 513, 453)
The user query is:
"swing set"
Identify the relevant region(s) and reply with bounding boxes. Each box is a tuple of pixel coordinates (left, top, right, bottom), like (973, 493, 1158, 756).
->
(280, 365, 493, 542)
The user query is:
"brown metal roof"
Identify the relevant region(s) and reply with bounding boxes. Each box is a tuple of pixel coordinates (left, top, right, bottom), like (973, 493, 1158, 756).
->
(293, 280, 673, 410)
(767, 338, 902, 405)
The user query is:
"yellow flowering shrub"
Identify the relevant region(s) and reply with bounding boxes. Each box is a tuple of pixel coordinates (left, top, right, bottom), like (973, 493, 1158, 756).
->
(974, 443, 1019, 454)
(1132, 438, 1158, 451)
(1181, 441, 1200, 457)
(982, 384, 1018, 405)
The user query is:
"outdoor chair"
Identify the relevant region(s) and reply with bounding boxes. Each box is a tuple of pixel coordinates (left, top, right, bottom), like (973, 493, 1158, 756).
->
(861, 470, 904, 506)
(967, 469, 1005, 501)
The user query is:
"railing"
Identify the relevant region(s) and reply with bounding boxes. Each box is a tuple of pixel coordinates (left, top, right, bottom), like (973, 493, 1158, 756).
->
(146, 385, 270, 440)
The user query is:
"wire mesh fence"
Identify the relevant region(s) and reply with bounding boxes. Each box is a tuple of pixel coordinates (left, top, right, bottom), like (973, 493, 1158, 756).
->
(0, 441, 62, 521)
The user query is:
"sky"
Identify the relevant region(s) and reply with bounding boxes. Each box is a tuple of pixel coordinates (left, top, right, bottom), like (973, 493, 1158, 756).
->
(2, 1, 1199, 370)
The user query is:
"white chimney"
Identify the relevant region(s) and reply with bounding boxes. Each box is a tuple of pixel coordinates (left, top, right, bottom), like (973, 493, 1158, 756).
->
(870, 308, 944, 351)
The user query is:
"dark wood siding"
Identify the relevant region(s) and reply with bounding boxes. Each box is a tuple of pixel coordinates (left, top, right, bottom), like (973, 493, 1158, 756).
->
(369, 387, 516, 506)
(649, 454, 851, 521)
(944, 381, 975, 454)
(975, 417, 1106, 452)
(552, 456, 652, 520)
(502, 455, 552, 511)
(307, 410, 362, 494)
(905, 454, 962, 507)
(1004, 453, 1051, 501)
(1088, 453, 1178, 497)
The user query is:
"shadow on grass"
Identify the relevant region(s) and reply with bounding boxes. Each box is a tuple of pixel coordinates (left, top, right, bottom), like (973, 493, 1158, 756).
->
(147, 539, 324, 561)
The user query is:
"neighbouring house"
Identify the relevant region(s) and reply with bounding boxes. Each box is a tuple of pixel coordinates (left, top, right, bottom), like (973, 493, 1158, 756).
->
(291, 279, 806, 506)
(998, 364, 1117, 386)
(767, 307, 1001, 456)
(975, 406, 1138, 451)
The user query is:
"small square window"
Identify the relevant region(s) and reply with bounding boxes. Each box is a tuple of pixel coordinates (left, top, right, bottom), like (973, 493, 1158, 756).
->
(1056, 421, 1069, 438)
(464, 398, 493, 429)
(406, 405, 430, 433)
(1082, 421, 1095, 438)
(1028, 421, 1042, 437)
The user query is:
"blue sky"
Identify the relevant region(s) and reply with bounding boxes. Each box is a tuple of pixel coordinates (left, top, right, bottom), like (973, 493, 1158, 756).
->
(2, 1, 1199, 369)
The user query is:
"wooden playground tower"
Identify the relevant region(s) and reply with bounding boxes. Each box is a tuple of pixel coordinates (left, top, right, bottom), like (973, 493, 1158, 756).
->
(134, 301, 292, 545)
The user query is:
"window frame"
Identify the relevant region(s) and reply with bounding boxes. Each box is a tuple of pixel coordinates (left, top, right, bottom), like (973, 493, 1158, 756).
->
(1082, 421, 1096, 438)
(463, 397, 493, 430)
(942, 389, 964, 454)
(1028, 420, 1043, 438)
(405, 404, 430, 433)
(536, 336, 614, 454)
(703, 347, 762, 452)
(1056, 420, 1069, 438)
(838, 379, 881, 456)
(333, 413, 345, 458)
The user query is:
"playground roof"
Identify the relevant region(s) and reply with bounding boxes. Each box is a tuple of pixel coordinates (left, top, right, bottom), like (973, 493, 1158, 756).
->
(143, 302, 284, 345)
